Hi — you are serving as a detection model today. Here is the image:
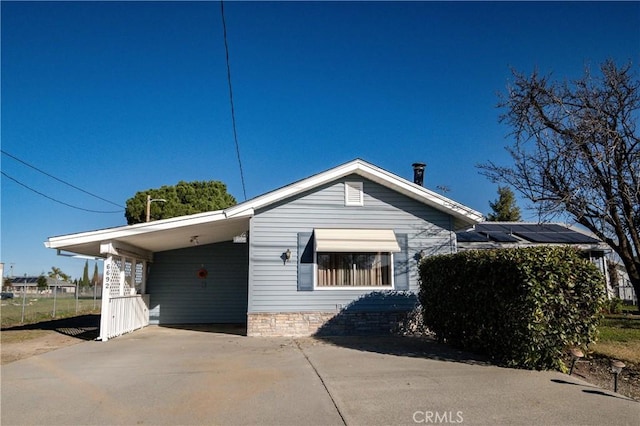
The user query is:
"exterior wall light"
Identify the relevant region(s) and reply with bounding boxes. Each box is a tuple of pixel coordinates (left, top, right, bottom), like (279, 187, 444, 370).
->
(281, 249, 292, 264)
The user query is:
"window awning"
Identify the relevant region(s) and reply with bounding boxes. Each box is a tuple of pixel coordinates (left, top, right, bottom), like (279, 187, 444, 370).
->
(314, 229, 401, 253)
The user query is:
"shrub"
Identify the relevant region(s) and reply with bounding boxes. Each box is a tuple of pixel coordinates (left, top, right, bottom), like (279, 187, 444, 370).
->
(419, 246, 606, 371)
(604, 297, 624, 314)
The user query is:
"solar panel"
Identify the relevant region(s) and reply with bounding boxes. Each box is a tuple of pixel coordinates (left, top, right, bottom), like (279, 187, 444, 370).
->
(456, 231, 490, 242)
(486, 233, 520, 242)
(515, 232, 558, 243)
(519, 224, 553, 233)
(514, 231, 600, 244)
(546, 233, 578, 243)
(474, 223, 602, 244)
(476, 223, 512, 233)
(556, 232, 600, 244)
(545, 224, 572, 232)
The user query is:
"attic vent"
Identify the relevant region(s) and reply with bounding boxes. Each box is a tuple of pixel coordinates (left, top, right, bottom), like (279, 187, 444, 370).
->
(345, 181, 364, 206)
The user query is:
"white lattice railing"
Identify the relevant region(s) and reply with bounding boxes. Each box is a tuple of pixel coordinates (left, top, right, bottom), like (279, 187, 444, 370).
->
(106, 295, 150, 340)
(99, 252, 150, 341)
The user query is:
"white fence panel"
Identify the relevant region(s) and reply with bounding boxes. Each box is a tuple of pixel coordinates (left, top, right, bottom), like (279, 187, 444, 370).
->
(106, 295, 150, 340)
(99, 248, 152, 341)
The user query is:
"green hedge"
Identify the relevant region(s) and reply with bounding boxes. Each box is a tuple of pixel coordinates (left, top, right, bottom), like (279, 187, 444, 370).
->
(418, 246, 606, 370)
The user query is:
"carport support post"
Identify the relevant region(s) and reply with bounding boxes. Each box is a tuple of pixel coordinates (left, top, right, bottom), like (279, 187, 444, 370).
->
(99, 255, 114, 341)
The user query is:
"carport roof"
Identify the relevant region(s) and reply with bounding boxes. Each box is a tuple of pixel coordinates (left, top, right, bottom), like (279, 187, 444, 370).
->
(45, 159, 484, 258)
(45, 212, 251, 259)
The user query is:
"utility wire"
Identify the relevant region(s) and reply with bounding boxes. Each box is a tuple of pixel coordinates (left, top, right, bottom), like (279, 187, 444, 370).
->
(220, 0, 247, 201)
(1, 149, 125, 208)
(1, 171, 123, 214)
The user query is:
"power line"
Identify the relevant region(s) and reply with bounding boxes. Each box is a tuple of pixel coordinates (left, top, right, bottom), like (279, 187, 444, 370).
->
(1, 149, 125, 208)
(220, 0, 247, 201)
(1, 171, 123, 214)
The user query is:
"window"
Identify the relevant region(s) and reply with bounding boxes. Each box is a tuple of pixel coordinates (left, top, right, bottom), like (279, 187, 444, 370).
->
(297, 230, 409, 292)
(317, 252, 392, 287)
(312, 229, 400, 288)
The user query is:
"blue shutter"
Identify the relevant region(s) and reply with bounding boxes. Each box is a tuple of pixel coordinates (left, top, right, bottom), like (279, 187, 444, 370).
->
(297, 232, 314, 291)
(394, 233, 409, 291)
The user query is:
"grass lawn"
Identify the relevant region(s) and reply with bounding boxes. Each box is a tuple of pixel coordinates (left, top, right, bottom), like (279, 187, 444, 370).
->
(592, 311, 640, 364)
(1, 296, 101, 328)
(621, 304, 639, 314)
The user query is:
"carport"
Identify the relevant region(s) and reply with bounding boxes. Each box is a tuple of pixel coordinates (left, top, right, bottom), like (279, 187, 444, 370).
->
(45, 211, 251, 341)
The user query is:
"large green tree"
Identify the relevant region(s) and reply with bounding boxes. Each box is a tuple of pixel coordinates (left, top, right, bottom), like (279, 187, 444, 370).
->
(82, 260, 90, 288)
(487, 186, 521, 221)
(91, 263, 100, 286)
(37, 275, 48, 291)
(125, 180, 237, 224)
(479, 60, 640, 302)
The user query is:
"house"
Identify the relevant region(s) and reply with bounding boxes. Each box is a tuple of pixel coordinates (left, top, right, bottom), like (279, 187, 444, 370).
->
(44, 159, 483, 340)
(456, 222, 615, 296)
(6, 276, 77, 294)
(608, 261, 638, 305)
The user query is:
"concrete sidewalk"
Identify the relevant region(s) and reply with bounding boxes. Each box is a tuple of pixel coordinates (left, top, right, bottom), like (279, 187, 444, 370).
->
(1, 326, 638, 425)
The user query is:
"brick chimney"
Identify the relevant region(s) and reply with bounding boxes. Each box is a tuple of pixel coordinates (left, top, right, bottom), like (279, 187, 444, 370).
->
(412, 162, 426, 186)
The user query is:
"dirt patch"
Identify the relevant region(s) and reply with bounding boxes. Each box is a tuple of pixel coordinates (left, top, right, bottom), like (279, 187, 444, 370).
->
(567, 355, 640, 401)
(1, 314, 100, 365)
(1, 329, 85, 364)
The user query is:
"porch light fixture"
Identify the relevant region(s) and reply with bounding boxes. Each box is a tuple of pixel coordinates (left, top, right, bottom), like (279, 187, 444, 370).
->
(146, 195, 167, 222)
(611, 360, 625, 392)
(190, 236, 200, 246)
(285, 249, 291, 261)
(569, 348, 584, 375)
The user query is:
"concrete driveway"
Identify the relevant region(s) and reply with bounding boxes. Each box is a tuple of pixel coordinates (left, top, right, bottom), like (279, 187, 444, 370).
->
(1, 326, 638, 425)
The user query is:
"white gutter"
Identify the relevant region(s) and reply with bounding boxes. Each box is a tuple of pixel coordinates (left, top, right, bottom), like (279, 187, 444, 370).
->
(45, 210, 228, 249)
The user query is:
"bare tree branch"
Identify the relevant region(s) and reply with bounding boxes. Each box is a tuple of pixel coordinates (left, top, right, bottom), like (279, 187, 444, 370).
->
(479, 60, 640, 299)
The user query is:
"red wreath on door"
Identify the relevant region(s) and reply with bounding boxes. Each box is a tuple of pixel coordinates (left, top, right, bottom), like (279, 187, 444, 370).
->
(197, 268, 208, 279)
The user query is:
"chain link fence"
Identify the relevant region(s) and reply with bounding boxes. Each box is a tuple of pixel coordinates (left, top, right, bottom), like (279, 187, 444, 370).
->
(1, 285, 102, 328)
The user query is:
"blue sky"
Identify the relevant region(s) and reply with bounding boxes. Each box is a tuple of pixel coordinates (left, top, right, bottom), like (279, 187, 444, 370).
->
(2, 1, 639, 280)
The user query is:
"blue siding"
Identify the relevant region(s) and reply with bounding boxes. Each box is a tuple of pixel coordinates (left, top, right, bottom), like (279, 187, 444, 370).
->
(148, 241, 248, 324)
(248, 175, 455, 313)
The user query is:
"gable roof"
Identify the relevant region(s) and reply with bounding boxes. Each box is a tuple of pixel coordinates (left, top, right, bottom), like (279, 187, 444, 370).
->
(45, 159, 483, 258)
(225, 159, 482, 222)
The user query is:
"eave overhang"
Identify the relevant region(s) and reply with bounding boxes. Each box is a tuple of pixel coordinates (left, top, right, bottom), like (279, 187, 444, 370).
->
(45, 211, 250, 258)
(45, 159, 483, 258)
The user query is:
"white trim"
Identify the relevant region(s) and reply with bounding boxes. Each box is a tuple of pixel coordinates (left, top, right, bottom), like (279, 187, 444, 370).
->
(100, 241, 153, 262)
(223, 159, 483, 224)
(45, 210, 228, 249)
(313, 251, 396, 290)
(314, 285, 395, 291)
(344, 181, 364, 206)
(44, 159, 483, 257)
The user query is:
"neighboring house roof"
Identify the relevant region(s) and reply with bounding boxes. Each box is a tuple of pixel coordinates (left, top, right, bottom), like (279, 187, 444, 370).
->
(457, 222, 609, 252)
(45, 159, 483, 258)
(7, 276, 74, 287)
